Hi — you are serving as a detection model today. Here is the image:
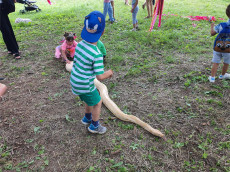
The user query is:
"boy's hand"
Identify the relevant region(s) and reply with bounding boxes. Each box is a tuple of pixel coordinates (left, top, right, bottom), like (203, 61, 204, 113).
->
(211, 22, 215, 27)
(107, 69, 113, 78)
(96, 70, 113, 81)
(131, 9, 134, 13)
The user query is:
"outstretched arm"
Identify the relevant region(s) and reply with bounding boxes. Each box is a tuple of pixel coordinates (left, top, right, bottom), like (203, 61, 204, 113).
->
(0, 83, 7, 101)
(211, 23, 217, 36)
(96, 70, 113, 81)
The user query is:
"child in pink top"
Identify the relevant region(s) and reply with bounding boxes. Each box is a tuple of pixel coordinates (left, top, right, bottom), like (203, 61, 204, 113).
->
(55, 32, 78, 64)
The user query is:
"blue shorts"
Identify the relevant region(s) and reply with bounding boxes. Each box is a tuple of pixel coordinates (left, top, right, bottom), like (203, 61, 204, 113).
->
(79, 89, 101, 106)
(212, 51, 230, 64)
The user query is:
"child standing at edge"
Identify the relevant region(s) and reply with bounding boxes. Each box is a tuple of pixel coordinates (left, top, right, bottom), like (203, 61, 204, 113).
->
(70, 11, 113, 134)
(131, 0, 139, 31)
(103, 0, 115, 24)
(209, 4, 230, 82)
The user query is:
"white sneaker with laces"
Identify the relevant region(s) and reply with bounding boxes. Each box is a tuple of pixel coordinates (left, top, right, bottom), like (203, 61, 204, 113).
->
(208, 76, 215, 83)
(219, 73, 230, 79)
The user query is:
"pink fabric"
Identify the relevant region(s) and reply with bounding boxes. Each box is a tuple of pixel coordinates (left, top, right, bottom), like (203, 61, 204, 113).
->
(163, 13, 226, 21)
(104, 0, 110, 2)
(150, 3, 159, 31)
(55, 46, 61, 59)
(187, 16, 216, 21)
(47, 0, 51, 5)
(61, 40, 78, 58)
(55, 40, 78, 59)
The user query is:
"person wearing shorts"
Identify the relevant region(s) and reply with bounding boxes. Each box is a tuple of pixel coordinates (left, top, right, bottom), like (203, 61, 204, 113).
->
(70, 11, 113, 134)
(208, 4, 230, 83)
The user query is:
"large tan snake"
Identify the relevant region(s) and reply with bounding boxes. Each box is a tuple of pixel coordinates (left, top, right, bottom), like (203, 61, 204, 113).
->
(66, 62, 165, 139)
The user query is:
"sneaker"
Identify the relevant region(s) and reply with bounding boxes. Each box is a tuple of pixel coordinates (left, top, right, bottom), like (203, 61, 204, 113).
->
(88, 123, 107, 134)
(81, 116, 91, 125)
(219, 73, 230, 79)
(208, 76, 215, 83)
(111, 19, 117, 24)
(131, 28, 136, 31)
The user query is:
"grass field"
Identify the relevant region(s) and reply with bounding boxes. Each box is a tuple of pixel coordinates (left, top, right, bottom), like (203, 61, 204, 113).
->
(0, 0, 230, 171)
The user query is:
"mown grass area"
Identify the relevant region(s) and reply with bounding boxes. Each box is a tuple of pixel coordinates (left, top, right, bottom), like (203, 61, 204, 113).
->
(0, 0, 230, 171)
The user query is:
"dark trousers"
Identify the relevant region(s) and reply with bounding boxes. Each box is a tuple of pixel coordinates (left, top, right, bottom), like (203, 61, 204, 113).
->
(0, 3, 19, 54)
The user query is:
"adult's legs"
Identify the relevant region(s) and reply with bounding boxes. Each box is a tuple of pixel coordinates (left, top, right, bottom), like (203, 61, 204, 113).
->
(149, 0, 153, 17)
(0, 10, 19, 54)
(146, 0, 153, 18)
(103, 2, 109, 19)
(146, 0, 151, 18)
(132, 6, 139, 29)
(110, 0, 115, 19)
(108, 2, 115, 22)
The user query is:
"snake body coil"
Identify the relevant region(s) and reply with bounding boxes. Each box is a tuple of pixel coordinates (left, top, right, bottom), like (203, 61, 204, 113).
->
(94, 79, 165, 139)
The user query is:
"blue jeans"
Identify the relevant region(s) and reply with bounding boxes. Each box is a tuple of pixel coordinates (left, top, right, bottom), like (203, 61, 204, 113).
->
(132, 5, 139, 24)
(103, 2, 115, 22)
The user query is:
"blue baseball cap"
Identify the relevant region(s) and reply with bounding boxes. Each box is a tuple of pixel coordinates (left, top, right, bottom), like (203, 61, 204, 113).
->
(81, 11, 105, 43)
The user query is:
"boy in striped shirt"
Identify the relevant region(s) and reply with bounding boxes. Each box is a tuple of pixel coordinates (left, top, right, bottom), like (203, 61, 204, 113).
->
(70, 11, 113, 134)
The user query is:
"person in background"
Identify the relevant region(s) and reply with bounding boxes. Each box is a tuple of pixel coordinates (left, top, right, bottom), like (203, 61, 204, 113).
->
(125, 0, 129, 5)
(110, 0, 115, 19)
(97, 40, 107, 62)
(142, 0, 155, 19)
(131, 0, 139, 31)
(55, 32, 78, 64)
(208, 4, 230, 82)
(0, 0, 21, 59)
(103, 0, 115, 24)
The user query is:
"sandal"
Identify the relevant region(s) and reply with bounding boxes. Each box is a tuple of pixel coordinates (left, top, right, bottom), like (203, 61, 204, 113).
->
(145, 16, 151, 19)
(8, 51, 21, 55)
(14, 53, 21, 60)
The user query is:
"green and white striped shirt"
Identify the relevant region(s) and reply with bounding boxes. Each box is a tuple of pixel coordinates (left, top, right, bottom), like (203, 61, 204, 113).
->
(70, 40, 104, 95)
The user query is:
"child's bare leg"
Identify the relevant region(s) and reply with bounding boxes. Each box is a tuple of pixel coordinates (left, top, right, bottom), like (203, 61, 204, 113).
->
(87, 99, 106, 134)
(211, 63, 219, 77)
(88, 99, 102, 122)
(133, 23, 136, 29)
(221, 63, 229, 75)
(85, 104, 93, 114)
